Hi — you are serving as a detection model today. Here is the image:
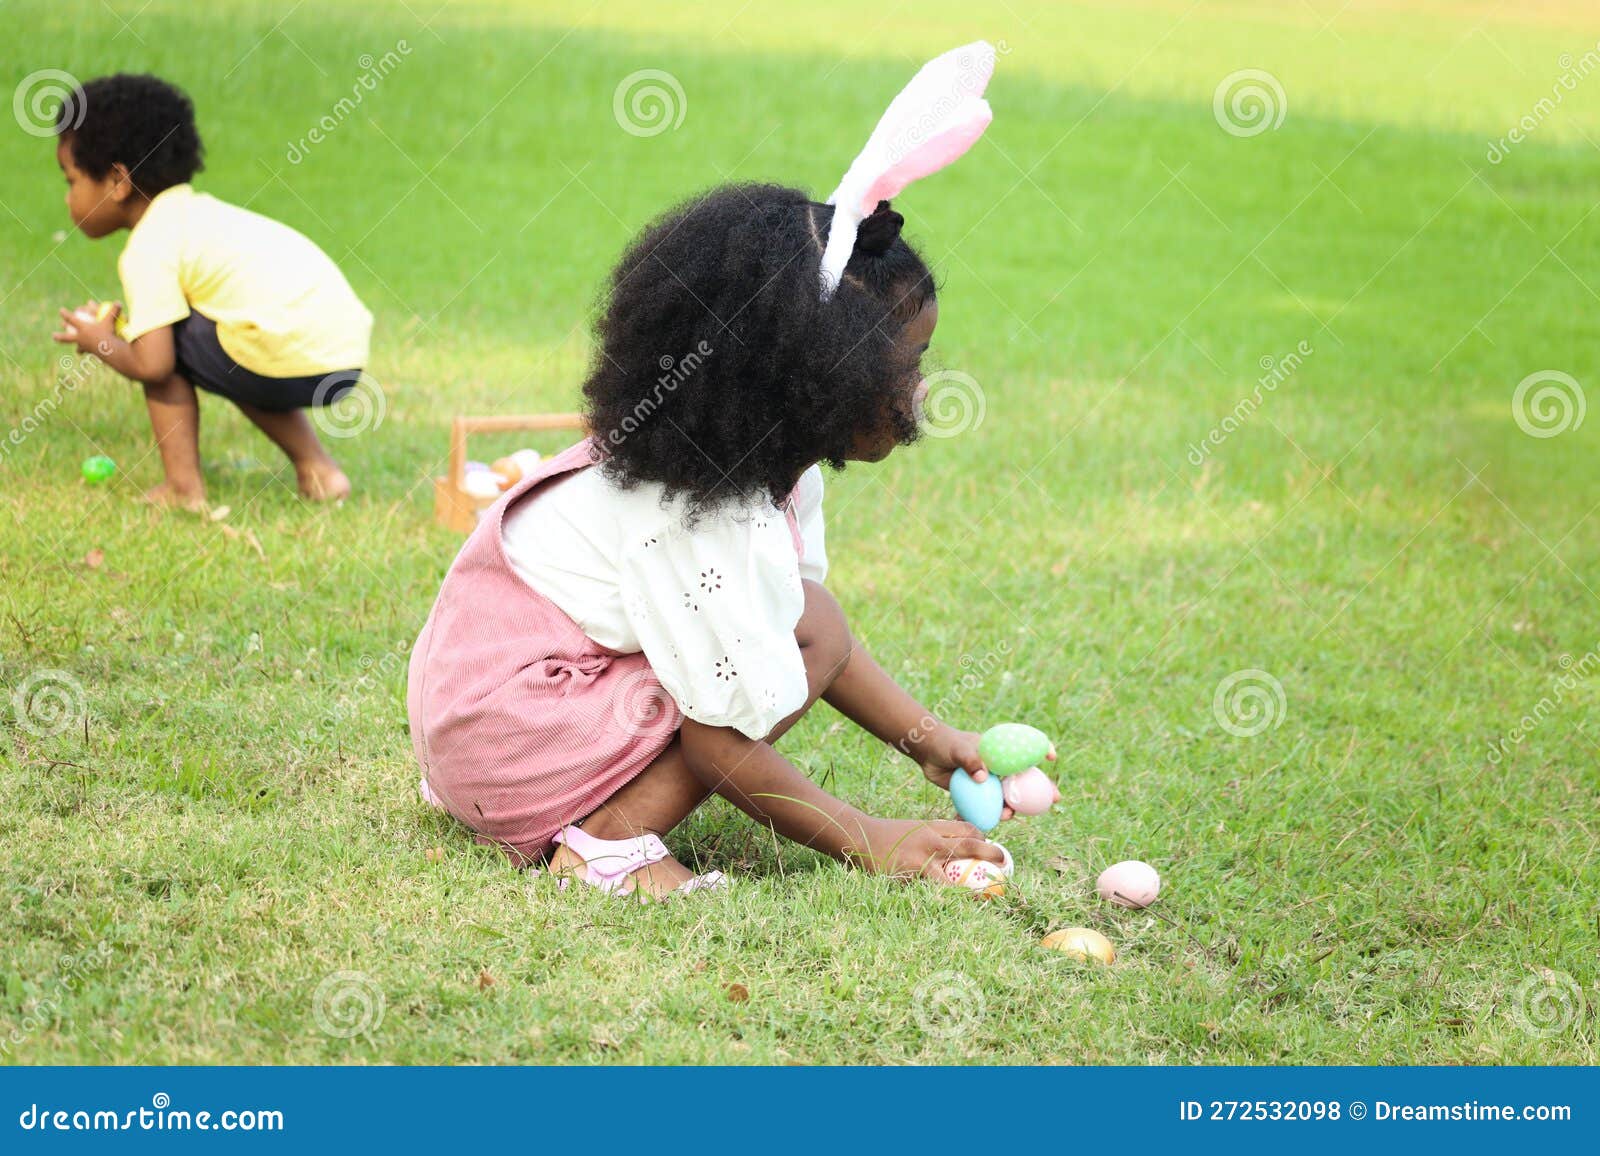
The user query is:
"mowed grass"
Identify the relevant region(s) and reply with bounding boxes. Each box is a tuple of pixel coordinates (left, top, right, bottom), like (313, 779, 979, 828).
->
(2, 0, 1599, 1064)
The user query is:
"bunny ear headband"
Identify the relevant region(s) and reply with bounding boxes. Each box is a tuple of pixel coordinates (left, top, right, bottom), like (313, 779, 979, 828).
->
(818, 40, 997, 300)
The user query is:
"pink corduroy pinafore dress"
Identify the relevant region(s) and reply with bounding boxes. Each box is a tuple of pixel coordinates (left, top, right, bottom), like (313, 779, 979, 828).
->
(406, 438, 804, 867)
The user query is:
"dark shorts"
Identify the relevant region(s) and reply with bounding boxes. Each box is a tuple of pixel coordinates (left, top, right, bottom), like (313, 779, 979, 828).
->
(173, 312, 361, 412)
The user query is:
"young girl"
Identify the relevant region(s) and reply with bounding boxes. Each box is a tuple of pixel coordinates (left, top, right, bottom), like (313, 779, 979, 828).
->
(50, 74, 371, 508)
(409, 44, 1012, 898)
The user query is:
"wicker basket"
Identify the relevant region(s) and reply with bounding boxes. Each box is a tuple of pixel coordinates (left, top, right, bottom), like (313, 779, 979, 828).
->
(432, 412, 586, 533)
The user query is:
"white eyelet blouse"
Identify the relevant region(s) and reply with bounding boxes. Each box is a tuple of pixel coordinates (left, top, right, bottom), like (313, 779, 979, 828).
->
(502, 464, 828, 741)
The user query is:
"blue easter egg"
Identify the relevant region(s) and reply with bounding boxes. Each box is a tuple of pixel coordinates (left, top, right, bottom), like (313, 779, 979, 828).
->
(949, 768, 1005, 832)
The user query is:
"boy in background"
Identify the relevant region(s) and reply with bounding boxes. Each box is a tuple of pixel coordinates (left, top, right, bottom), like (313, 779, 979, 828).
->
(52, 73, 371, 507)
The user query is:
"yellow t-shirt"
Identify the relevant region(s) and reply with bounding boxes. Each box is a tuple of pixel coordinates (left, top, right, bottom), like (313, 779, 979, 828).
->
(117, 184, 372, 378)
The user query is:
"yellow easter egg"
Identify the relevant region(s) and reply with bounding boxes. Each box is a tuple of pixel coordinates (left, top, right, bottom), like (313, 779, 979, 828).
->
(1040, 927, 1116, 963)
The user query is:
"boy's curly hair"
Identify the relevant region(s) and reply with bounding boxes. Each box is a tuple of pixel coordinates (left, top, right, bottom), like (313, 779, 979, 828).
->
(56, 73, 204, 196)
(583, 183, 936, 514)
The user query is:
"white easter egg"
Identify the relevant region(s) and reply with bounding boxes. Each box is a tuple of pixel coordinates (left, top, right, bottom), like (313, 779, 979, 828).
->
(943, 841, 1014, 898)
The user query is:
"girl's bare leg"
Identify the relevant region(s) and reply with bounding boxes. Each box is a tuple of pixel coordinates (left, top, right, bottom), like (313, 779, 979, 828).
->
(562, 581, 851, 897)
(233, 402, 351, 501)
(140, 373, 208, 510)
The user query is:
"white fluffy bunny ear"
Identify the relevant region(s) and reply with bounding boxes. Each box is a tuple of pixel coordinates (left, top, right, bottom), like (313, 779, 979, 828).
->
(818, 41, 996, 300)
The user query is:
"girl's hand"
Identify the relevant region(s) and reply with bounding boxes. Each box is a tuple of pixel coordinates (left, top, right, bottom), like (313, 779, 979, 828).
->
(915, 723, 985, 788)
(914, 723, 1018, 821)
(849, 816, 1004, 881)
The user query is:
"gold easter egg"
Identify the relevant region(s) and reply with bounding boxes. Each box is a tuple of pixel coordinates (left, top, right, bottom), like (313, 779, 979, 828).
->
(1040, 927, 1116, 963)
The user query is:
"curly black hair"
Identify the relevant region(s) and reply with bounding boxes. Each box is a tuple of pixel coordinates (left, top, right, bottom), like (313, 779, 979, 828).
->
(582, 183, 937, 515)
(56, 73, 204, 196)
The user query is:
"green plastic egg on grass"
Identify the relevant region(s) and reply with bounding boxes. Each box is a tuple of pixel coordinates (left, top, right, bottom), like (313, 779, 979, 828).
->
(80, 455, 116, 484)
(977, 722, 1054, 777)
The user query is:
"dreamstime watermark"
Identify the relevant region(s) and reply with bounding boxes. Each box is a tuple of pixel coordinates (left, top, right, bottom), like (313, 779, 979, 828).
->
(885, 40, 1010, 167)
(1, 352, 104, 463)
(608, 667, 676, 738)
(311, 970, 384, 1040)
(17, 1093, 284, 1133)
(593, 996, 658, 1049)
(1484, 645, 1599, 765)
(1511, 370, 1584, 438)
(912, 970, 985, 1039)
(1511, 970, 1585, 1038)
(311, 371, 386, 438)
(285, 41, 412, 163)
(1188, 340, 1313, 466)
(1213, 69, 1287, 138)
(601, 340, 712, 447)
(10, 668, 87, 738)
(286, 641, 410, 764)
(915, 369, 986, 438)
(896, 640, 1013, 755)
(0, 941, 115, 1059)
(1212, 669, 1286, 738)
(13, 69, 83, 137)
(613, 69, 686, 137)
(1487, 41, 1600, 163)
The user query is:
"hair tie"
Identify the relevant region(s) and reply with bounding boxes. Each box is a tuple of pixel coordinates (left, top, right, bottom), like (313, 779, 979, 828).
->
(853, 201, 903, 257)
(817, 41, 996, 300)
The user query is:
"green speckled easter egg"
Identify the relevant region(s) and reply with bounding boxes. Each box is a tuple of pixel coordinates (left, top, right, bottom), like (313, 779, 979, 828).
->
(977, 722, 1053, 777)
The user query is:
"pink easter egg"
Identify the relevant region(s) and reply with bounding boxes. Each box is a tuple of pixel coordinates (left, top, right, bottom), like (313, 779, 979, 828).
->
(1096, 860, 1160, 908)
(1001, 767, 1061, 816)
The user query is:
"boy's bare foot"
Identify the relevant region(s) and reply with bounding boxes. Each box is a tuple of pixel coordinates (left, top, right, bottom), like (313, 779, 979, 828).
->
(233, 404, 352, 503)
(296, 462, 351, 502)
(548, 841, 698, 901)
(140, 481, 208, 513)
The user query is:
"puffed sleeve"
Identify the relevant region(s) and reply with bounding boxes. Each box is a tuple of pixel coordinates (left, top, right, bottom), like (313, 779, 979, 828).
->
(791, 465, 828, 584)
(619, 506, 809, 741)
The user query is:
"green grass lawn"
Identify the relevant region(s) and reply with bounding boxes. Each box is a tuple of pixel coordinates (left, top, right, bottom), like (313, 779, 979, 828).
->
(3, 0, 1598, 1064)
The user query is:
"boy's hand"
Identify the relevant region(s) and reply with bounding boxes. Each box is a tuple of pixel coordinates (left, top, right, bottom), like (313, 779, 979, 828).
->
(54, 301, 120, 355)
(851, 816, 1004, 881)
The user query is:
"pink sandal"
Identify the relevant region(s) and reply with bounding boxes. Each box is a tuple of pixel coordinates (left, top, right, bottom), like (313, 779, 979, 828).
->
(551, 825, 726, 898)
